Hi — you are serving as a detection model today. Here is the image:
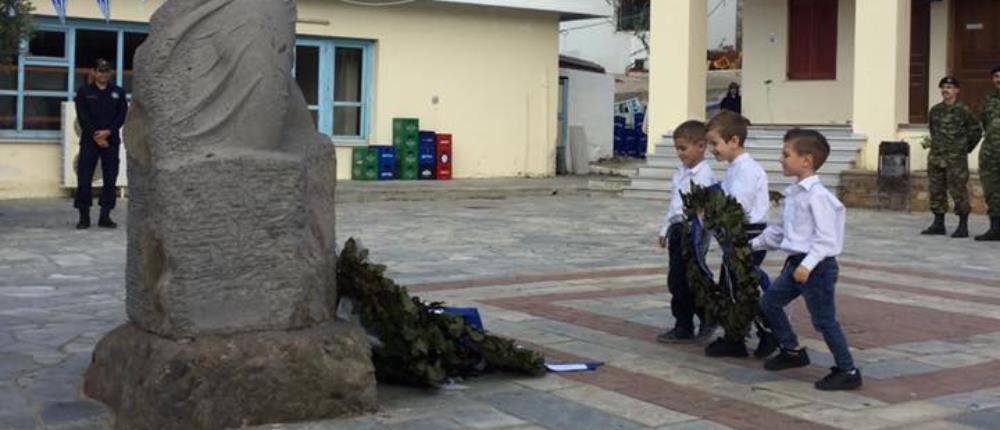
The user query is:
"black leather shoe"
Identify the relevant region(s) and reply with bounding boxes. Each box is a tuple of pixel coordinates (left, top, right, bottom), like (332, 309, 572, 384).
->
(815, 367, 862, 391)
(98, 216, 117, 229)
(76, 209, 90, 230)
(764, 347, 811, 371)
(705, 338, 748, 358)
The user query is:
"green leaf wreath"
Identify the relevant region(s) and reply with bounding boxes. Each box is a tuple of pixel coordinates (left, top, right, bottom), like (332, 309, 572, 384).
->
(679, 184, 761, 341)
(335, 238, 546, 388)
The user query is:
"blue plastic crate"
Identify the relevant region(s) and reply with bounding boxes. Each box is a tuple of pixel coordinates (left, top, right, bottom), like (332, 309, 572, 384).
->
(418, 131, 437, 145)
(419, 164, 436, 180)
(378, 146, 397, 163)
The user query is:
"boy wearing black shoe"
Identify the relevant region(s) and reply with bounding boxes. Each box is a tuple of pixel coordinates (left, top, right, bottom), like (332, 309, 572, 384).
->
(704, 111, 776, 358)
(752, 129, 862, 391)
(657, 120, 718, 344)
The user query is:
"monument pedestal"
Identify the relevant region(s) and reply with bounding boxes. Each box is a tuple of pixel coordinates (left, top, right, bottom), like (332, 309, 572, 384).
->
(84, 322, 376, 430)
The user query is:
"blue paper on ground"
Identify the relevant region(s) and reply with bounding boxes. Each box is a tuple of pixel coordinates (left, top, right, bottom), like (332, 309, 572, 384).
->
(438, 307, 484, 332)
(545, 362, 604, 373)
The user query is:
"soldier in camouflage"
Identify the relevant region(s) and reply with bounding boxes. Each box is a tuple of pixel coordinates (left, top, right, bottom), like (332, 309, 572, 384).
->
(921, 76, 982, 238)
(976, 66, 1000, 241)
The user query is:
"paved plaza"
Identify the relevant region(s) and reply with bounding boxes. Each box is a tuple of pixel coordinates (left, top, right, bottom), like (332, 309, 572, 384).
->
(2, 192, 1000, 430)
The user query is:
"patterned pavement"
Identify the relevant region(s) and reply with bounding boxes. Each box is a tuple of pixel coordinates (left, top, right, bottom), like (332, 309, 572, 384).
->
(2, 194, 1000, 430)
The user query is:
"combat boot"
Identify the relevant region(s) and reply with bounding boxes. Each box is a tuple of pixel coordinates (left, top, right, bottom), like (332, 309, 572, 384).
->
(951, 215, 969, 238)
(98, 207, 117, 229)
(975, 217, 1000, 241)
(920, 214, 946, 235)
(76, 208, 90, 230)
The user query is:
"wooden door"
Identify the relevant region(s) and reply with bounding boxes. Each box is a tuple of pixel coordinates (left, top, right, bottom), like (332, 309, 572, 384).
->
(909, 0, 931, 123)
(952, 0, 1000, 115)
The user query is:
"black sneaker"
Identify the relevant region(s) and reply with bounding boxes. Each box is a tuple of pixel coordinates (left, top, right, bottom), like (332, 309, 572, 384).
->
(815, 367, 863, 391)
(764, 347, 810, 371)
(656, 328, 694, 344)
(754, 330, 780, 359)
(695, 324, 717, 343)
(704, 338, 748, 357)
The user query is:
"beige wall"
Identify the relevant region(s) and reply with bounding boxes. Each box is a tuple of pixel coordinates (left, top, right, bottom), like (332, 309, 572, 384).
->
(5, 0, 560, 199)
(0, 142, 64, 199)
(742, 0, 855, 125)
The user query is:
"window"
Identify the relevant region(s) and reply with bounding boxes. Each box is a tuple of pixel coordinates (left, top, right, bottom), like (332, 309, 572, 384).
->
(787, 0, 838, 80)
(294, 38, 373, 141)
(1, 20, 147, 136)
(617, 0, 650, 32)
(2, 18, 373, 142)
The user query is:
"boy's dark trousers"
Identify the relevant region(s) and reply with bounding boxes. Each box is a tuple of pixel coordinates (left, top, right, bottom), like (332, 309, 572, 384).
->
(667, 223, 704, 334)
(760, 255, 856, 371)
(74, 141, 120, 210)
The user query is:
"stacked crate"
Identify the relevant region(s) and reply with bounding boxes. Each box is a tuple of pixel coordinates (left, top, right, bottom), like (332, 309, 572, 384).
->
(436, 133, 453, 180)
(418, 131, 437, 180)
(393, 118, 420, 180)
(351, 147, 379, 181)
(378, 146, 397, 180)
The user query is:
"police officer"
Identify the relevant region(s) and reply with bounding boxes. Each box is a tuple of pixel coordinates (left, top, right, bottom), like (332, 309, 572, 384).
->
(921, 76, 982, 238)
(74, 58, 128, 229)
(977, 66, 1000, 241)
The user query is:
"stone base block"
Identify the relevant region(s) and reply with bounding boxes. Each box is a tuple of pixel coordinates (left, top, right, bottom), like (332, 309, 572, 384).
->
(84, 321, 376, 430)
(838, 169, 987, 214)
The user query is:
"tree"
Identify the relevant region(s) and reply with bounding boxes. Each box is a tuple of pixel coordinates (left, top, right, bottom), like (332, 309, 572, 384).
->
(0, 0, 34, 64)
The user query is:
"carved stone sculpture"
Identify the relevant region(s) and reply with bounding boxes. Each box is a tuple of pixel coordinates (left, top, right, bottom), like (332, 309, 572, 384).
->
(84, 1, 377, 428)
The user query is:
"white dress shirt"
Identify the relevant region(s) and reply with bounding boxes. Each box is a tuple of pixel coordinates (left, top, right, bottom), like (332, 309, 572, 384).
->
(660, 160, 716, 236)
(751, 175, 845, 271)
(723, 153, 770, 224)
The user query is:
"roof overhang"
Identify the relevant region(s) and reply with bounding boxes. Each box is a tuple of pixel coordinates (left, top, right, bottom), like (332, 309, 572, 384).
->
(431, 0, 607, 21)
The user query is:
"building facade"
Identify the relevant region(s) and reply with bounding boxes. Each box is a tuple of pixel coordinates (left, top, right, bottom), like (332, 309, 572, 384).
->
(0, 0, 604, 199)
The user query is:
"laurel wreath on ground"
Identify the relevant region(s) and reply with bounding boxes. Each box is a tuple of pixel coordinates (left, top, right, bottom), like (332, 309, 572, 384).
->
(679, 185, 761, 341)
(335, 238, 546, 388)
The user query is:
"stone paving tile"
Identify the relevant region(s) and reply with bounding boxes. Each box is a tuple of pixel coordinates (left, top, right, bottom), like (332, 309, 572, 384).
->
(477, 388, 648, 430)
(446, 406, 526, 429)
(948, 409, 1000, 430)
(857, 401, 963, 425)
(655, 421, 737, 430)
(860, 359, 943, 380)
(931, 388, 1000, 412)
(550, 384, 696, 427)
(910, 352, 994, 369)
(888, 340, 980, 356)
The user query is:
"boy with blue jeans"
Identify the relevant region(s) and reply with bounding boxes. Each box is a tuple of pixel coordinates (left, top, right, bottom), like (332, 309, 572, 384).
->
(752, 129, 862, 391)
(657, 120, 717, 343)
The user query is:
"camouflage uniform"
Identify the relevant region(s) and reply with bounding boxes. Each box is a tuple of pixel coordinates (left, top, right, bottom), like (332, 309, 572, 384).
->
(927, 100, 982, 215)
(980, 89, 1000, 217)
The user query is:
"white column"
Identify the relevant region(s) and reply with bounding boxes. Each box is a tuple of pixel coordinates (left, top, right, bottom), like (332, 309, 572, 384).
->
(852, 0, 911, 170)
(648, 0, 708, 152)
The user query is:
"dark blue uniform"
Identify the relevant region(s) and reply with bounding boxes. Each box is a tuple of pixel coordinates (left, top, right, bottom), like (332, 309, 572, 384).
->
(73, 83, 128, 210)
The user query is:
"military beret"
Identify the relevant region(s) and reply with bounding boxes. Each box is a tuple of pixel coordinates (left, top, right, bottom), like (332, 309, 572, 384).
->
(939, 76, 960, 88)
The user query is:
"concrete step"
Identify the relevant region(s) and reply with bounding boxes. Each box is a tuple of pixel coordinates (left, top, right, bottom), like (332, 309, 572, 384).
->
(627, 173, 843, 197)
(587, 176, 631, 193)
(643, 153, 858, 171)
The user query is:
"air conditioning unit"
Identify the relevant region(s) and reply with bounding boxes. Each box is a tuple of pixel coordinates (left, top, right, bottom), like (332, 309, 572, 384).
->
(61, 101, 128, 189)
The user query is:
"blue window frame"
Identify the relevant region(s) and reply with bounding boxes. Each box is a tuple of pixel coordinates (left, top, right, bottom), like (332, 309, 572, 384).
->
(2, 17, 374, 144)
(294, 38, 374, 143)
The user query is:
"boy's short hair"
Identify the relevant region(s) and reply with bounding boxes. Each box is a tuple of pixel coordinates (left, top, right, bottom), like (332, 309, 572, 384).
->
(784, 128, 831, 170)
(706, 111, 750, 146)
(672, 120, 707, 143)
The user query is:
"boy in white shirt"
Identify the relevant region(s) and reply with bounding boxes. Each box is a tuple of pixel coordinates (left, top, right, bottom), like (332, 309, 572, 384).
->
(657, 120, 717, 343)
(752, 129, 862, 391)
(704, 111, 777, 358)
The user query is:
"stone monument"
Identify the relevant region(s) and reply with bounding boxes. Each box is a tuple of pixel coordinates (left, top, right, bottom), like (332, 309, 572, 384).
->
(83, 1, 377, 428)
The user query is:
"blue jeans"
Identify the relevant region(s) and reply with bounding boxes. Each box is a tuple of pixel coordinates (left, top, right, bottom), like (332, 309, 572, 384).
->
(760, 255, 855, 370)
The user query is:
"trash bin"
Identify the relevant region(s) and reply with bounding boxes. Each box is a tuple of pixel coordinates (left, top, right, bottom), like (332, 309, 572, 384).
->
(876, 141, 910, 211)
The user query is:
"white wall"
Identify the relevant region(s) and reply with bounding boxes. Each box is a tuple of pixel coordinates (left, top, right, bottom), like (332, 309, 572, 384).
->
(561, 68, 615, 165)
(559, 0, 736, 74)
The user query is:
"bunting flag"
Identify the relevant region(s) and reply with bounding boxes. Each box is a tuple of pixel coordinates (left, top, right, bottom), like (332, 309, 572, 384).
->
(96, 0, 110, 22)
(51, 0, 67, 23)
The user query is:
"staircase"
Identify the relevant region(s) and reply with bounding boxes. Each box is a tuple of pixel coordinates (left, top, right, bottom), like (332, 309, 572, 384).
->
(622, 126, 866, 200)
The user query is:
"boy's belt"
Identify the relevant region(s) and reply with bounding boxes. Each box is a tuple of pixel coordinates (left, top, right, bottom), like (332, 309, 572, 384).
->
(745, 223, 767, 237)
